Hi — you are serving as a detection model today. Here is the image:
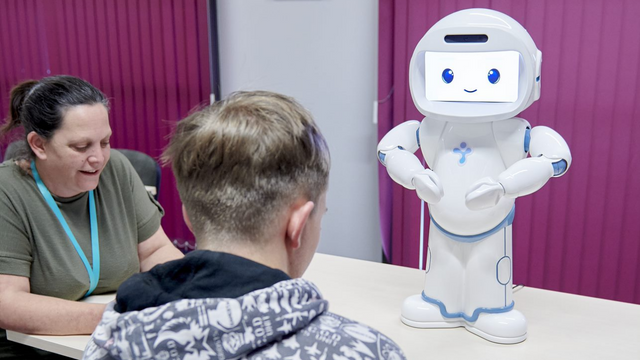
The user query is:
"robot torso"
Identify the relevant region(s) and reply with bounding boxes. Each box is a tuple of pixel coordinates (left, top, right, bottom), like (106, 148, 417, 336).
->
(419, 117, 530, 235)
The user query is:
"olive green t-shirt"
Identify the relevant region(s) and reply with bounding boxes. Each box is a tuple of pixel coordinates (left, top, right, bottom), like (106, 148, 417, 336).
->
(0, 150, 163, 300)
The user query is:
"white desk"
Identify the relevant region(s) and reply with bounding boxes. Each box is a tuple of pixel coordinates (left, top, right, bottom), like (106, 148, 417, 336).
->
(305, 254, 640, 360)
(7, 253, 640, 359)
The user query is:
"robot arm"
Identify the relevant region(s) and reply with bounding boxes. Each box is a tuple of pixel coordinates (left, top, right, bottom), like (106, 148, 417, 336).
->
(466, 126, 571, 210)
(501, 126, 571, 196)
(378, 121, 444, 203)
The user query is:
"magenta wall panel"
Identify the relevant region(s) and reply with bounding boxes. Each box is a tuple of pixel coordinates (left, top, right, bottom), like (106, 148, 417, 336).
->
(0, 0, 210, 248)
(379, 0, 640, 304)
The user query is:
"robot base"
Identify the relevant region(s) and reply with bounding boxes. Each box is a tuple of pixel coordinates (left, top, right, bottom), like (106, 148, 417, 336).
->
(400, 294, 528, 344)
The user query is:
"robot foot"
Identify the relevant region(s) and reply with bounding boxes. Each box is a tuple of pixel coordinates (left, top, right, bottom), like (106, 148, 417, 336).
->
(400, 294, 461, 328)
(464, 309, 528, 344)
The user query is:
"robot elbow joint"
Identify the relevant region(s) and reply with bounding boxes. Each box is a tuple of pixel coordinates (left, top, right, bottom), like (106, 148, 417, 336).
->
(552, 160, 568, 176)
(378, 151, 387, 165)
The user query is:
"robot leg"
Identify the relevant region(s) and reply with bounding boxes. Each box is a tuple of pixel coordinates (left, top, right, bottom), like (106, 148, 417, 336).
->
(401, 222, 464, 328)
(462, 225, 527, 344)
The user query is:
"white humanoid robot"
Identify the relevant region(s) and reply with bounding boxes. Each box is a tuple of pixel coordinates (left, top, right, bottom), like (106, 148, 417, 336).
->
(377, 9, 571, 344)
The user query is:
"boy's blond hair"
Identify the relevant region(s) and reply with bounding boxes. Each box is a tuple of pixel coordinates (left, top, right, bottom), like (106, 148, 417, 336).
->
(163, 91, 330, 245)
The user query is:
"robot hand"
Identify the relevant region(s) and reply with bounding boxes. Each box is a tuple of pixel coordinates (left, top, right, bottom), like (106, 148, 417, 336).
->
(412, 169, 444, 204)
(465, 177, 505, 210)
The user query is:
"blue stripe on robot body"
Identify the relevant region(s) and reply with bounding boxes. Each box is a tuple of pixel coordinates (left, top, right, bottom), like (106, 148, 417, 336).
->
(421, 292, 515, 323)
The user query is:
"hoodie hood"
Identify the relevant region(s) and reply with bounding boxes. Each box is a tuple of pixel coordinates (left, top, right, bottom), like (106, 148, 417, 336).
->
(113, 251, 291, 313)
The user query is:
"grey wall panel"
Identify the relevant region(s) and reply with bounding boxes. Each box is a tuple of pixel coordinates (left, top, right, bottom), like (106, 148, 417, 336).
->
(217, 0, 381, 261)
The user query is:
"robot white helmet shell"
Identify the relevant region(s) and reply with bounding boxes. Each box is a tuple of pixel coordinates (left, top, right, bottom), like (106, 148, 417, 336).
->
(409, 8, 542, 123)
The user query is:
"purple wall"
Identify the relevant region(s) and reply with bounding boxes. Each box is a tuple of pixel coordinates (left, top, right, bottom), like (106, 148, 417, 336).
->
(0, 0, 210, 249)
(379, 0, 640, 304)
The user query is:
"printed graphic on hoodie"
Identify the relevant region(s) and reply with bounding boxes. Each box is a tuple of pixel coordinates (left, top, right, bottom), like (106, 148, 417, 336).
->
(83, 278, 406, 360)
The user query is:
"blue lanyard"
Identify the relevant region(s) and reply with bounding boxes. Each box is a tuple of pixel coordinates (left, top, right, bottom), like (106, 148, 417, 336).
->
(31, 161, 100, 297)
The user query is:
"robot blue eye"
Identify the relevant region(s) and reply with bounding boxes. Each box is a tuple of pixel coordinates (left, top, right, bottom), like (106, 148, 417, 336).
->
(488, 69, 500, 84)
(442, 69, 454, 84)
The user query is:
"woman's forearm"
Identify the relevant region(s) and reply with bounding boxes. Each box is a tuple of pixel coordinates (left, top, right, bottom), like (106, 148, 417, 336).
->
(138, 227, 184, 273)
(0, 290, 106, 335)
(140, 242, 184, 272)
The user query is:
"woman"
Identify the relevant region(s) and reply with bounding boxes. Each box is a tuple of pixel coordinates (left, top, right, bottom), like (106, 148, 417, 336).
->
(0, 75, 183, 340)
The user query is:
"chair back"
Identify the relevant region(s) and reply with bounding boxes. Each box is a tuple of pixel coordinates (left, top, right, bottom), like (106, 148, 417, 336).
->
(4, 140, 29, 161)
(117, 149, 161, 200)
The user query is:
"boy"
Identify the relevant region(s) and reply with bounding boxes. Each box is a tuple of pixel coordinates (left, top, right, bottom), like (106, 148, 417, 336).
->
(83, 91, 405, 360)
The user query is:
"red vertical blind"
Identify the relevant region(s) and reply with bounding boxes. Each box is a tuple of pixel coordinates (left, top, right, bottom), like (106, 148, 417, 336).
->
(0, 0, 211, 247)
(379, 0, 640, 304)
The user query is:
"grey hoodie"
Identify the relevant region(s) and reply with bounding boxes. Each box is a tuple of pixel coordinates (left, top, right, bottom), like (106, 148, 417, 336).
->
(83, 278, 406, 360)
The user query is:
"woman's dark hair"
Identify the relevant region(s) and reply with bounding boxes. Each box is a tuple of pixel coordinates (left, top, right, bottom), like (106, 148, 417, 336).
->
(1, 75, 109, 157)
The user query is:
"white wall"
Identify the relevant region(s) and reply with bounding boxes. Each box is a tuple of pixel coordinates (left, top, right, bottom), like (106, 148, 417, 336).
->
(217, 0, 381, 261)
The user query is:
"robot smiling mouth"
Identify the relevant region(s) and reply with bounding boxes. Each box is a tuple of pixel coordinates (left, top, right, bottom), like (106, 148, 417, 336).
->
(464, 89, 477, 93)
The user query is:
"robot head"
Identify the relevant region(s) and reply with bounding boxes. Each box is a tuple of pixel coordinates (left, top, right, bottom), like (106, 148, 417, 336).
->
(409, 9, 542, 123)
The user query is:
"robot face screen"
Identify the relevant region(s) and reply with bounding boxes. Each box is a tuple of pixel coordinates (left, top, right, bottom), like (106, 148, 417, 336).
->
(424, 51, 520, 103)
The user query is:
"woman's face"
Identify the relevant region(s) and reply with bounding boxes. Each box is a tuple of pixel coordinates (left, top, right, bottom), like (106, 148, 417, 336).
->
(39, 104, 112, 198)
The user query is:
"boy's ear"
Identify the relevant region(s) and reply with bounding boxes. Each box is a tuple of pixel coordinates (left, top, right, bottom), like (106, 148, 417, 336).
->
(182, 205, 194, 234)
(285, 200, 315, 250)
(27, 131, 47, 160)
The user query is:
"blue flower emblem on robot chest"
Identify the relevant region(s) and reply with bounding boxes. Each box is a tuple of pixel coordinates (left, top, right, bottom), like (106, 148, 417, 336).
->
(453, 142, 472, 165)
